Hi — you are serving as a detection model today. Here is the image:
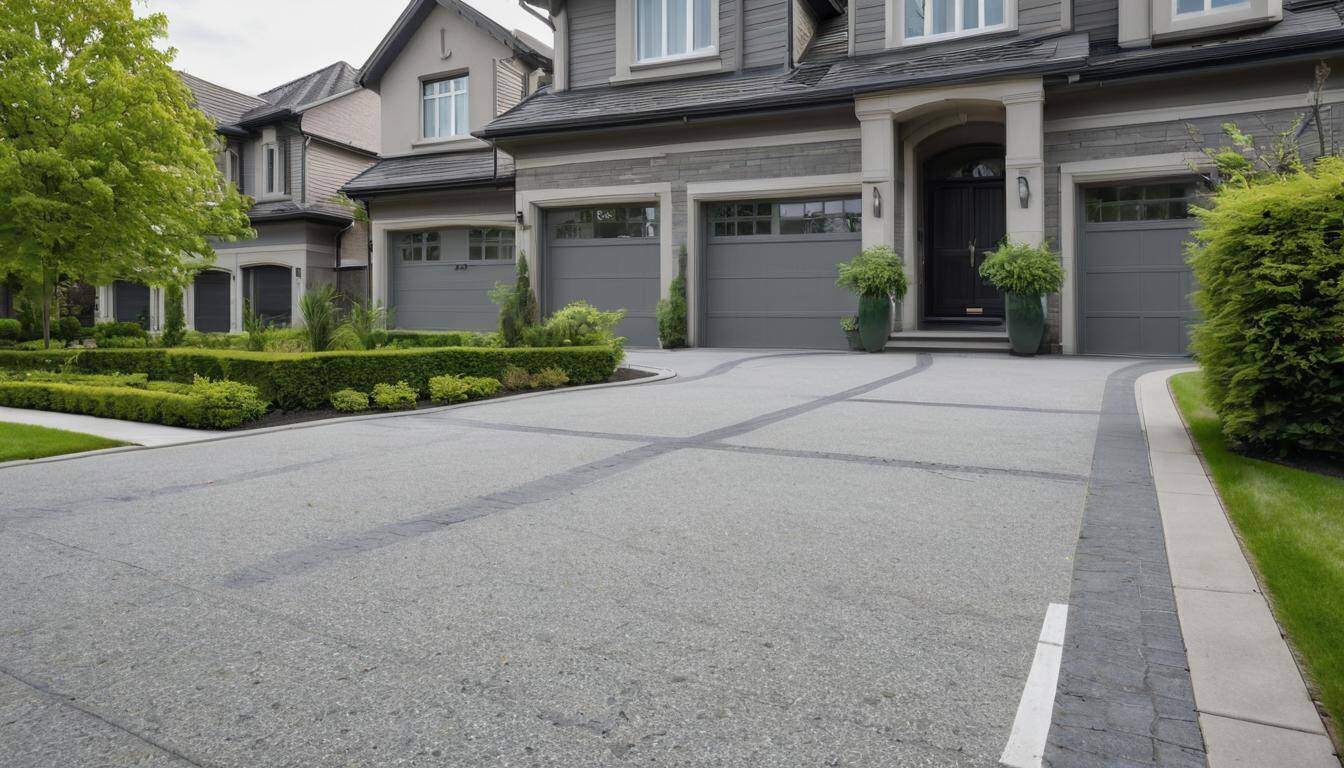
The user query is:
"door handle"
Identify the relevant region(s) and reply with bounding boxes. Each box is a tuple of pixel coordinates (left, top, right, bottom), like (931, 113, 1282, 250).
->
(968, 240, 978, 270)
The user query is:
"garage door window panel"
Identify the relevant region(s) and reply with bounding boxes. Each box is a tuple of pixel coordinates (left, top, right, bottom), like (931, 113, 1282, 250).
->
(469, 228, 516, 261)
(1084, 183, 1197, 223)
(552, 207, 658, 240)
(708, 198, 862, 239)
(398, 231, 441, 263)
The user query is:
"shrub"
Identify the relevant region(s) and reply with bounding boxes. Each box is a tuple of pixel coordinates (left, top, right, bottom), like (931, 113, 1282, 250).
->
(372, 381, 417, 410)
(978, 241, 1066, 296)
(93, 321, 148, 342)
(463, 376, 501, 398)
(501, 365, 534, 391)
(182, 331, 238, 349)
(533, 367, 569, 388)
(0, 319, 19, 341)
(657, 247, 689, 349)
(57, 316, 83, 342)
(162, 285, 187, 348)
(836, 246, 909, 299)
(346, 300, 391, 350)
(0, 378, 265, 429)
(330, 388, 370, 412)
(1189, 156, 1344, 456)
(0, 345, 620, 409)
(428, 374, 472, 404)
(243, 300, 269, 352)
(99, 335, 148, 349)
(0, 370, 149, 388)
(185, 376, 269, 428)
(300, 284, 341, 352)
(490, 254, 539, 346)
(384, 330, 499, 348)
(525, 300, 627, 354)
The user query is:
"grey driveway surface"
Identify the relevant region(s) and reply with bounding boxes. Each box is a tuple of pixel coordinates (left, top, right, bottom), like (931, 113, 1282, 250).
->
(0, 349, 1132, 767)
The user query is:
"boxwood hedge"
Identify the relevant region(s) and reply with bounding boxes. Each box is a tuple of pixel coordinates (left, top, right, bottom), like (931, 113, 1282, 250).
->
(0, 346, 620, 410)
(0, 380, 264, 429)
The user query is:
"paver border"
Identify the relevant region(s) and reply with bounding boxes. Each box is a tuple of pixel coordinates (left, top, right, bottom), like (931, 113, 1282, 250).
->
(0, 364, 674, 470)
(1138, 368, 1338, 768)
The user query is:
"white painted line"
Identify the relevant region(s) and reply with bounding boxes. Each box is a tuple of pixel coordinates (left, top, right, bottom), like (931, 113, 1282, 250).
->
(1000, 603, 1069, 768)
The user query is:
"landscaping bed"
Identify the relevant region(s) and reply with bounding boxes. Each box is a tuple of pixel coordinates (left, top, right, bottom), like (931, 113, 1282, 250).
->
(1171, 371, 1344, 739)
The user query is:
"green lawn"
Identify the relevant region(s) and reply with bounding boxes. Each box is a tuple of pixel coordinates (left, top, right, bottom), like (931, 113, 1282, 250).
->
(0, 421, 126, 462)
(1170, 372, 1344, 734)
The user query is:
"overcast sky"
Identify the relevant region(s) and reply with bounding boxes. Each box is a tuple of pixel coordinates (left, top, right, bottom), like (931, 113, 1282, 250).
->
(137, 0, 554, 95)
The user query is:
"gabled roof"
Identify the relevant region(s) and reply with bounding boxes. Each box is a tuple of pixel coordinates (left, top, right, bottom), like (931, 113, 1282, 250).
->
(181, 62, 366, 134)
(179, 71, 267, 131)
(359, 0, 552, 89)
(341, 149, 511, 196)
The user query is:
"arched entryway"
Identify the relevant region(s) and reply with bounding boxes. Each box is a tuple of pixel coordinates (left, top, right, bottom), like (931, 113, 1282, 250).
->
(113, 280, 152, 327)
(922, 144, 1006, 324)
(241, 265, 292, 327)
(193, 270, 232, 333)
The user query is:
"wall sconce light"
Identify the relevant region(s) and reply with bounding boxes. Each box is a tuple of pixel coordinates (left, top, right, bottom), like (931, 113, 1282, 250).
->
(515, 210, 525, 227)
(872, 186, 883, 219)
(1017, 176, 1030, 209)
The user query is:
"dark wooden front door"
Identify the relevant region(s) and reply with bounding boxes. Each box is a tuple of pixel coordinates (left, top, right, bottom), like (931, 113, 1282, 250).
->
(925, 178, 1006, 321)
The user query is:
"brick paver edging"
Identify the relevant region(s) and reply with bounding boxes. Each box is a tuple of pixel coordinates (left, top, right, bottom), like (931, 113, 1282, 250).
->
(1043, 361, 1206, 768)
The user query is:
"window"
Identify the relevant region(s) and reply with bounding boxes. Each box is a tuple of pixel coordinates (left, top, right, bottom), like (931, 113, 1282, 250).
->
(227, 149, 240, 190)
(1174, 0, 1247, 14)
(708, 198, 862, 237)
(263, 142, 285, 196)
(397, 231, 441, 262)
(903, 0, 1007, 42)
(1083, 183, 1200, 223)
(636, 0, 714, 62)
(469, 228, 516, 261)
(553, 207, 659, 239)
(422, 76, 469, 139)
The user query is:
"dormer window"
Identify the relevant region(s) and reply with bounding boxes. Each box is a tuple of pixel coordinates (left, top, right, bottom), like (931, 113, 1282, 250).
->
(900, 0, 1012, 43)
(636, 0, 714, 62)
(422, 75, 469, 139)
(1175, 0, 1247, 15)
(263, 142, 286, 196)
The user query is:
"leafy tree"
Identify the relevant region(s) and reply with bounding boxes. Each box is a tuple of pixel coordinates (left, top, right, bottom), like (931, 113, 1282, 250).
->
(161, 284, 186, 347)
(0, 0, 253, 347)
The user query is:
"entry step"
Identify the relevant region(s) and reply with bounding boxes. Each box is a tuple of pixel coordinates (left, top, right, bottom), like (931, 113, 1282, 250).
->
(886, 329, 1011, 353)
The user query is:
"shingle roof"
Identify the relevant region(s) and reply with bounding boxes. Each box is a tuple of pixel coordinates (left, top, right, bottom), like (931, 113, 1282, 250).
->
(341, 150, 513, 196)
(240, 62, 362, 126)
(248, 200, 355, 223)
(179, 71, 267, 128)
(479, 32, 1090, 138)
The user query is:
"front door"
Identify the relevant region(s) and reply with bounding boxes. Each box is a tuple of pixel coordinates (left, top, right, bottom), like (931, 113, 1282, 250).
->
(923, 147, 1006, 321)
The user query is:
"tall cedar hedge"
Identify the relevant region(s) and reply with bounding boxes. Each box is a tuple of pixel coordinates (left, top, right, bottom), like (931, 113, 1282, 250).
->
(0, 346, 619, 410)
(1189, 156, 1344, 456)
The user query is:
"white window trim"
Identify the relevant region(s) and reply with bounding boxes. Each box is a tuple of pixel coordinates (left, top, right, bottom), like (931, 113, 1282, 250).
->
(1174, 0, 1248, 16)
(634, 0, 718, 65)
(612, 0, 722, 84)
(887, 0, 1017, 48)
(420, 74, 470, 141)
(1149, 0, 1279, 41)
(260, 140, 286, 200)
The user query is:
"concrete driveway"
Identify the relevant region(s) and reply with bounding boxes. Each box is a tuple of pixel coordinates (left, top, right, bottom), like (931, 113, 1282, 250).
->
(0, 349, 1135, 767)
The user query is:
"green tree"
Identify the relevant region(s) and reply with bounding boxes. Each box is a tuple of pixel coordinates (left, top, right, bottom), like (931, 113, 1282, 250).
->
(0, 0, 254, 348)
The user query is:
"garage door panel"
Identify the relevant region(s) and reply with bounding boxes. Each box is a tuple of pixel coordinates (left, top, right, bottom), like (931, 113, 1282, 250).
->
(546, 208, 660, 347)
(706, 315, 846, 350)
(391, 227, 514, 332)
(1081, 181, 1199, 356)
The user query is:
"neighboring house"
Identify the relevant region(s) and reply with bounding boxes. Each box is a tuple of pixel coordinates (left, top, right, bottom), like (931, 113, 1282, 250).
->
(340, 0, 552, 331)
(96, 63, 381, 332)
(434, 0, 1342, 353)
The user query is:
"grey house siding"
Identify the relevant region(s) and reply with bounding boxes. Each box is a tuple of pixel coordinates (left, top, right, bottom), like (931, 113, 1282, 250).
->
(568, 0, 616, 88)
(307, 142, 375, 208)
(720, 0, 741, 66)
(744, 0, 790, 68)
(1019, 0, 1064, 35)
(517, 138, 863, 253)
(852, 0, 885, 53)
(852, 0, 1064, 53)
(495, 58, 526, 115)
(1073, 0, 1118, 40)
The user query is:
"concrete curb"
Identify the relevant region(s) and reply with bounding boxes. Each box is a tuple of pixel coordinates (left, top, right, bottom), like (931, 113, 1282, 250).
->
(1137, 368, 1338, 768)
(0, 364, 675, 471)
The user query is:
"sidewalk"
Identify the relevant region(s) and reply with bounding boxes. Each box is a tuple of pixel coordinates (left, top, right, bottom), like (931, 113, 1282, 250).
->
(0, 406, 212, 447)
(1137, 369, 1338, 768)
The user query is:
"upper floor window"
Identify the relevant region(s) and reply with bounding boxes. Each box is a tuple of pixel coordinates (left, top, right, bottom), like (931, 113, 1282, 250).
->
(263, 142, 285, 196)
(903, 0, 1008, 42)
(1174, 0, 1247, 15)
(422, 75, 468, 139)
(636, 0, 714, 62)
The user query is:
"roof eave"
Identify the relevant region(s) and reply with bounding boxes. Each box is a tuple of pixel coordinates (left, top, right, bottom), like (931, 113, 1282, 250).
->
(249, 209, 353, 225)
(341, 175, 516, 198)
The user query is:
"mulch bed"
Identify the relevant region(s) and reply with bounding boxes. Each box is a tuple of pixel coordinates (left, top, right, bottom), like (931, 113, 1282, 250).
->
(230, 366, 658, 431)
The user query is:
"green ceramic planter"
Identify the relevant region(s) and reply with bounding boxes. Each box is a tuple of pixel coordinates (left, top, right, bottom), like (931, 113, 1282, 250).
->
(858, 295, 891, 353)
(1006, 292, 1046, 356)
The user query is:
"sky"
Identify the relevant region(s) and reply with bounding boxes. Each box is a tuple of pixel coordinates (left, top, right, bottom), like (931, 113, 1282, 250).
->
(136, 0, 554, 95)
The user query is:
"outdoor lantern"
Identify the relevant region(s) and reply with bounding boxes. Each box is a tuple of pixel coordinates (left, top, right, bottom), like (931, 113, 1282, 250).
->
(515, 210, 525, 226)
(1017, 175, 1030, 208)
(872, 186, 882, 218)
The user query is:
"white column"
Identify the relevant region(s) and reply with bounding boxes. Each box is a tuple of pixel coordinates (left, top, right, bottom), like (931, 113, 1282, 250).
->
(231, 264, 244, 333)
(859, 113, 900, 329)
(1004, 91, 1046, 247)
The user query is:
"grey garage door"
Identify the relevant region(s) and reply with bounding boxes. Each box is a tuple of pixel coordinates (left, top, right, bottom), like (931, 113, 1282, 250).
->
(545, 206, 660, 347)
(193, 270, 231, 333)
(1080, 181, 1200, 356)
(390, 227, 516, 331)
(704, 197, 862, 349)
(113, 281, 151, 326)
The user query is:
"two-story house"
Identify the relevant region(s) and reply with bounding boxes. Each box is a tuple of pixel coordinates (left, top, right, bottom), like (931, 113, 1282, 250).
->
(340, 0, 551, 331)
(96, 63, 381, 333)
(444, 0, 1341, 353)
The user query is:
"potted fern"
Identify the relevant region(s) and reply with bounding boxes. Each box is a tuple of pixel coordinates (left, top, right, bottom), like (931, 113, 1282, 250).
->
(837, 246, 908, 353)
(978, 241, 1065, 356)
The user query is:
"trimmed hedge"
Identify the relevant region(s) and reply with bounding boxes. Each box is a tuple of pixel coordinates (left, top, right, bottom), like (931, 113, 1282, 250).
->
(0, 381, 263, 429)
(0, 346, 620, 410)
(384, 330, 498, 348)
